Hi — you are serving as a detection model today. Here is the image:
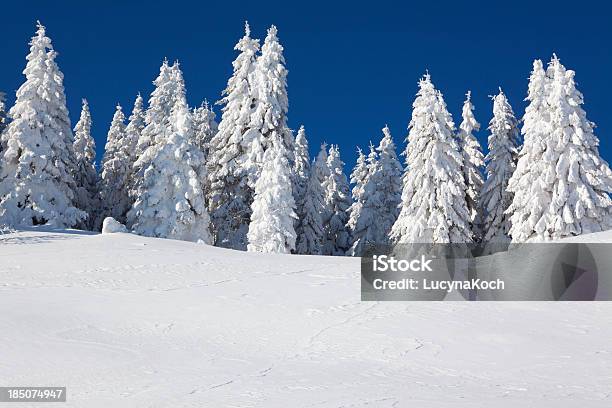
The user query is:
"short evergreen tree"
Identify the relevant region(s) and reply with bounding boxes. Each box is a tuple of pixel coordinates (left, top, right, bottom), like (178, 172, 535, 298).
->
(348, 127, 402, 255)
(247, 138, 297, 253)
(192, 100, 218, 159)
(0, 22, 85, 228)
(73, 99, 99, 230)
(347, 145, 375, 255)
(295, 143, 328, 255)
(480, 89, 520, 244)
(98, 104, 130, 227)
(322, 144, 352, 255)
(457, 91, 484, 240)
(390, 74, 472, 244)
(128, 65, 212, 243)
(207, 22, 260, 250)
(508, 56, 612, 242)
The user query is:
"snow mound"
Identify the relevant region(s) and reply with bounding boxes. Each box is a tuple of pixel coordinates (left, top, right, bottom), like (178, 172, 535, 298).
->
(1, 228, 612, 407)
(101, 217, 127, 234)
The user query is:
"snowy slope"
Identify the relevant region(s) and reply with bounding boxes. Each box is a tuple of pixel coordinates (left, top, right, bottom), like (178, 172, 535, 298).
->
(1, 228, 612, 407)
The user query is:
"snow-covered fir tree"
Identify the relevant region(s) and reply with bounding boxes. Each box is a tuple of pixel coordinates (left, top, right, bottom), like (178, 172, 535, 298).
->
(123, 93, 146, 201)
(134, 59, 176, 159)
(322, 144, 352, 255)
(390, 74, 472, 244)
(72, 99, 99, 229)
(457, 91, 484, 240)
(507, 56, 612, 242)
(191, 100, 218, 159)
(348, 127, 402, 255)
(207, 22, 260, 250)
(130, 61, 178, 211)
(480, 89, 520, 244)
(371, 126, 402, 240)
(98, 104, 131, 227)
(244, 24, 293, 187)
(0, 22, 85, 228)
(292, 125, 310, 216)
(347, 145, 375, 255)
(247, 138, 297, 253)
(128, 64, 212, 243)
(125, 94, 146, 165)
(0, 91, 7, 138)
(295, 143, 328, 255)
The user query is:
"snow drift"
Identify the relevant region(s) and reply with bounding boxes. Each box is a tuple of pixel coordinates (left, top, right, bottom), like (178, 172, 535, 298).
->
(1, 228, 612, 407)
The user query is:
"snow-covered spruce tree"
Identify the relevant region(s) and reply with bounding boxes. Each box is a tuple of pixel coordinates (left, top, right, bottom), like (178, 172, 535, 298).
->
(348, 127, 403, 255)
(73, 99, 99, 230)
(134, 60, 176, 159)
(207, 22, 260, 250)
(97, 104, 131, 227)
(322, 144, 352, 255)
(371, 126, 402, 240)
(192, 100, 218, 159)
(295, 143, 328, 255)
(507, 56, 612, 242)
(247, 138, 297, 253)
(457, 91, 484, 241)
(347, 145, 375, 256)
(390, 74, 472, 244)
(130, 61, 178, 216)
(244, 24, 294, 186)
(125, 94, 145, 165)
(128, 64, 212, 243)
(480, 89, 520, 244)
(0, 22, 85, 228)
(292, 125, 310, 217)
(0, 91, 7, 137)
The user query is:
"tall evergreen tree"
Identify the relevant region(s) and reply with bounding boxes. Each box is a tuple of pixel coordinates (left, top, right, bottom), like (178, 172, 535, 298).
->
(480, 89, 520, 244)
(130, 61, 178, 214)
(98, 104, 130, 227)
(73, 99, 99, 229)
(390, 74, 472, 244)
(192, 100, 218, 159)
(207, 22, 260, 250)
(508, 56, 612, 242)
(128, 64, 212, 243)
(293, 125, 310, 216)
(125, 93, 145, 164)
(135, 60, 176, 157)
(0, 91, 7, 139)
(295, 143, 328, 255)
(124, 93, 146, 202)
(247, 138, 297, 253)
(244, 25, 293, 186)
(0, 22, 85, 228)
(323, 144, 352, 255)
(457, 91, 484, 240)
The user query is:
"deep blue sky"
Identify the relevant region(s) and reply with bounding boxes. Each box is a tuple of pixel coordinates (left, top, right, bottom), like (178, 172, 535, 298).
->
(1, 0, 610, 171)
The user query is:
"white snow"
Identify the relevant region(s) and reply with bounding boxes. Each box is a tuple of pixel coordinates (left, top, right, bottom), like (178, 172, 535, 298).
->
(101, 217, 127, 234)
(1, 227, 612, 407)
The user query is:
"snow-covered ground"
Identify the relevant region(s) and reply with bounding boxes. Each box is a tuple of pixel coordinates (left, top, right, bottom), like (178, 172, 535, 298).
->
(1, 228, 612, 407)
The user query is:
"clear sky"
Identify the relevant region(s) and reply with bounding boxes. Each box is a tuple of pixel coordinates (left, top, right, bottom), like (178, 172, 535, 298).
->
(0, 0, 610, 171)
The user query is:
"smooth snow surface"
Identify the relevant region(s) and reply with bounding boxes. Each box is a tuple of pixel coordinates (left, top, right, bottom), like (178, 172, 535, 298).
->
(1, 228, 612, 407)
